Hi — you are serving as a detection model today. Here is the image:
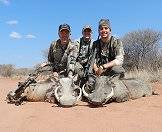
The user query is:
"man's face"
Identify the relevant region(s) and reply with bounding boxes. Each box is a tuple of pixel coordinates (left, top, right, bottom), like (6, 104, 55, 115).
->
(59, 29, 70, 44)
(82, 29, 92, 40)
(99, 25, 111, 39)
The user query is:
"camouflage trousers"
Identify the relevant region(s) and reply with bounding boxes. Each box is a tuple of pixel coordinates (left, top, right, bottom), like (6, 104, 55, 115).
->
(74, 62, 86, 78)
(74, 62, 88, 87)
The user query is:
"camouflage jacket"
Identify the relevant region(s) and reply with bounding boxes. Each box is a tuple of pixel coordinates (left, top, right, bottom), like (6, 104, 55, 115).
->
(76, 37, 93, 65)
(92, 36, 124, 66)
(48, 39, 79, 73)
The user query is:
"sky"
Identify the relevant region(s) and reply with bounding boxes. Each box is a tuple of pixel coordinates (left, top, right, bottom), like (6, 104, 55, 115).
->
(0, 0, 162, 68)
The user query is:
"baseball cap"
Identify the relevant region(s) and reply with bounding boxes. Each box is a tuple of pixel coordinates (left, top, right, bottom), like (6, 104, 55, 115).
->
(82, 25, 92, 32)
(59, 23, 71, 32)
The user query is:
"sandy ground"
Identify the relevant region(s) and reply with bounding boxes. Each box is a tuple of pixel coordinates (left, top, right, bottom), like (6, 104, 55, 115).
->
(0, 78, 162, 132)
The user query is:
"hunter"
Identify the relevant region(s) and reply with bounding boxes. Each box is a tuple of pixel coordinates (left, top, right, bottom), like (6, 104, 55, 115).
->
(42, 23, 79, 79)
(91, 19, 125, 78)
(75, 25, 93, 86)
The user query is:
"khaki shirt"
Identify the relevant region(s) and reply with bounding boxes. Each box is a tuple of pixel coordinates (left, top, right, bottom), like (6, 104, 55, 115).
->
(76, 37, 93, 64)
(48, 39, 79, 73)
(92, 36, 124, 66)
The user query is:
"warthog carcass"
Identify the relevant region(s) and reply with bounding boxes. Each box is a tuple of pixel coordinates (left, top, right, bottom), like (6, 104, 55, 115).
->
(82, 75, 153, 106)
(7, 77, 82, 107)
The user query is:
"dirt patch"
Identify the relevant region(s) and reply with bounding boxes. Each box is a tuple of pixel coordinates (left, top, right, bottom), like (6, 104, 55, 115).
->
(0, 78, 162, 132)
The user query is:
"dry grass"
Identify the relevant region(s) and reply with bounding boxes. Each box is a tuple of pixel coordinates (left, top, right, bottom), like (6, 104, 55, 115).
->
(125, 68, 162, 83)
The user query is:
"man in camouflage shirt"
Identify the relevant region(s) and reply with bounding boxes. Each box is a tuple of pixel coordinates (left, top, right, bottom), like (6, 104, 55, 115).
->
(75, 25, 93, 83)
(91, 19, 125, 78)
(47, 23, 78, 78)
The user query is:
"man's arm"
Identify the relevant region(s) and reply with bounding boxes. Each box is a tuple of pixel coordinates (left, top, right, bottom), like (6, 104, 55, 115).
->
(96, 39, 124, 76)
(67, 42, 79, 76)
(103, 39, 124, 69)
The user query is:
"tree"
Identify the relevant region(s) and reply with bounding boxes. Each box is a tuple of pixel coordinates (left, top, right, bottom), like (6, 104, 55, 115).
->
(122, 29, 162, 72)
(42, 48, 49, 61)
(0, 64, 14, 77)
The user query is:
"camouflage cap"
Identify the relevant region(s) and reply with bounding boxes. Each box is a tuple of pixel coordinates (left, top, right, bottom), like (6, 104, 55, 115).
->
(82, 25, 92, 32)
(59, 23, 71, 32)
(98, 19, 111, 30)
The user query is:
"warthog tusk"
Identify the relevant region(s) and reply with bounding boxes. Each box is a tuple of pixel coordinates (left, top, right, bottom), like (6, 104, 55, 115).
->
(54, 86, 62, 102)
(82, 84, 89, 98)
(75, 86, 82, 102)
(82, 83, 114, 105)
(103, 87, 114, 104)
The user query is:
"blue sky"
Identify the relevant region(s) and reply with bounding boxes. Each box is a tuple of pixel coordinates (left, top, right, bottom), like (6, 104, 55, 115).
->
(0, 0, 162, 68)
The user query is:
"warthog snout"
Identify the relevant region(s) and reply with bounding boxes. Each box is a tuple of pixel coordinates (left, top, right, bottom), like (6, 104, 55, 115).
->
(54, 78, 82, 107)
(82, 76, 114, 106)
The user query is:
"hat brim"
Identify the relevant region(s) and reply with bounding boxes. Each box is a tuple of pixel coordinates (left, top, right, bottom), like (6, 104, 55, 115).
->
(83, 27, 92, 32)
(59, 28, 70, 32)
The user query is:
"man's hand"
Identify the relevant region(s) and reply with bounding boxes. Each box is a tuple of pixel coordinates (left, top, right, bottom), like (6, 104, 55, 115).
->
(49, 72, 59, 82)
(94, 65, 107, 76)
(51, 72, 59, 81)
(96, 66, 104, 76)
(94, 67, 99, 76)
(53, 72, 59, 78)
(40, 62, 48, 67)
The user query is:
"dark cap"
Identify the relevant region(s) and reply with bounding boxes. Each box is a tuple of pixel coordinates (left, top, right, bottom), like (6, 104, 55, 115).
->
(59, 23, 71, 32)
(82, 25, 92, 32)
(98, 19, 111, 30)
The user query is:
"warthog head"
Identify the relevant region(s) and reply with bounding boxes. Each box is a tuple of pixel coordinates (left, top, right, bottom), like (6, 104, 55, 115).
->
(82, 75, 114, 106)
(54, 77, 82, 107)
